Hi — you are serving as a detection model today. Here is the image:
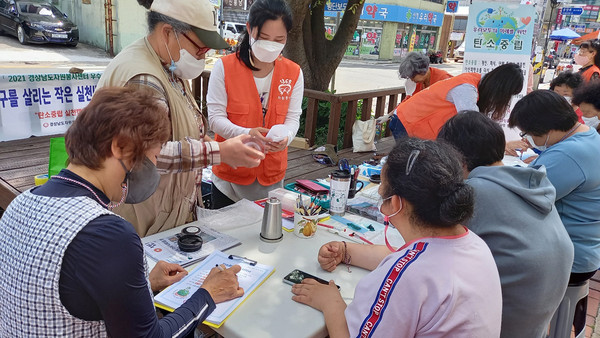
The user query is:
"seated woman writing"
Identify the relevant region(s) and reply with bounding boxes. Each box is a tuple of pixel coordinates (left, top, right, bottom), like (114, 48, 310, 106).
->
(291, 138, 502, 337)
(0, 87, 244, 336)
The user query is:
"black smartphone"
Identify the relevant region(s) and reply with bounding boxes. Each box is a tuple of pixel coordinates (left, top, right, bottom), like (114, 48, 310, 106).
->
(283, 269, 340, 289)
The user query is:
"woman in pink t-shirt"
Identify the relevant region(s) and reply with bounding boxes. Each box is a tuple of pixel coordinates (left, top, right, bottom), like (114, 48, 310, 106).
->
(291, 138, 502, 337)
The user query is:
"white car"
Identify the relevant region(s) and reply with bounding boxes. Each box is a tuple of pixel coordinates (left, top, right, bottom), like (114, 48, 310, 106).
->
(220, 22, 245, 41)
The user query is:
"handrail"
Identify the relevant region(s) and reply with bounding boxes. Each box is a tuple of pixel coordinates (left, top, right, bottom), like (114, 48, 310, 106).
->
(192, 70, 406, 149)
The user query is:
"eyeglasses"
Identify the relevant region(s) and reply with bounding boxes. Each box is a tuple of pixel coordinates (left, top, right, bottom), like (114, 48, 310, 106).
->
(519, 131, 527, 138)
(181, 32, 211, 56)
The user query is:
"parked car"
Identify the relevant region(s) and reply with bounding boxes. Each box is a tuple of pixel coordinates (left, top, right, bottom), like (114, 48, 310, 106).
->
(219, 21, 245, 41)
(545, 50, 560, 69)
(0, 0, 78, 46)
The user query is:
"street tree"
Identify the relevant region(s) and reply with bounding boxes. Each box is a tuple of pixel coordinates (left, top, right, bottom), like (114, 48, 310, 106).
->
(283, 0, 365, 91)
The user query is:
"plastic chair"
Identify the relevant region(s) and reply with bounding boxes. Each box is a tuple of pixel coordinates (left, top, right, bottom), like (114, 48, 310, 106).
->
(548, 280, 589, 338)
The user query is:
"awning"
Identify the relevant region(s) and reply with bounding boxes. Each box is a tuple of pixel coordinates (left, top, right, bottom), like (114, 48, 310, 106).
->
(549, 28, 581, 41)
(572, 30, 600, 45)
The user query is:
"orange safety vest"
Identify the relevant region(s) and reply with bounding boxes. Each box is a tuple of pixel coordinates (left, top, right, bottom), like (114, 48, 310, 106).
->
(411, 67, 453, 97)
(580, 64, 600, 83)
(213, 54, 300, 186)
(396, 73, 481, 140)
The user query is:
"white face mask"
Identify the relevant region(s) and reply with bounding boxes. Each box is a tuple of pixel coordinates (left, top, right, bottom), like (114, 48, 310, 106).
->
(583, 116, 600, 129)
(404, 78, 417, 96)
(526, 134, 549, 152)
(563, 96, 572, 104)
(250, 37, 285, 63)
(165, 32, 206, 80)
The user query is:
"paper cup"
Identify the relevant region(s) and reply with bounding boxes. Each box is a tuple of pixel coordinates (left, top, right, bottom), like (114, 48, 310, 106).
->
(294, 212, 320, 238)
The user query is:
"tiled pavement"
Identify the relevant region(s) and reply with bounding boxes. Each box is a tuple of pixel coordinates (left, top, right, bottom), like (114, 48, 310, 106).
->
(582, 271, 600, 338)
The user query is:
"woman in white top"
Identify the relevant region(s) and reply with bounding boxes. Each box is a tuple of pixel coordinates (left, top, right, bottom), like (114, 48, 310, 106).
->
(207, 0, 304, 208)
(291, 138, 502, 337)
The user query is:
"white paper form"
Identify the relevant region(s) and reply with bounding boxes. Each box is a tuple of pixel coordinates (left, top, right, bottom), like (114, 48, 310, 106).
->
(154, 250, 275, 327)
(143, 226, 240, 267)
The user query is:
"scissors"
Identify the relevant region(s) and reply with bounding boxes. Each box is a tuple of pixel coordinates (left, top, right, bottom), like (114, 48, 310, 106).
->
(339, 158, 350, 172)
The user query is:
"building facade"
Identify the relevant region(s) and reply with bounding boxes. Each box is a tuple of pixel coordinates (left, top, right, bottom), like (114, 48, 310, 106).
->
(324, 0, 446, 60)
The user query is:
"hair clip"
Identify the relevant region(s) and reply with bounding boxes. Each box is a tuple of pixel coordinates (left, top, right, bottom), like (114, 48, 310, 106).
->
(405, 149, 420, 176)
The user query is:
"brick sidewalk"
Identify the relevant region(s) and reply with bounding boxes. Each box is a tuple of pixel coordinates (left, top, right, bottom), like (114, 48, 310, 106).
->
(583, 271, 600, 337)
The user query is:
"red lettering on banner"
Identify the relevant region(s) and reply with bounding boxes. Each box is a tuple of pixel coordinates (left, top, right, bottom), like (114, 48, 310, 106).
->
(366, 5, 377, 18)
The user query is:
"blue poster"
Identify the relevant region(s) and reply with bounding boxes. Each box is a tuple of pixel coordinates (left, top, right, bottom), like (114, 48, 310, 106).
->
(325, 3, 443, 27)
(464, 2, 535, 55)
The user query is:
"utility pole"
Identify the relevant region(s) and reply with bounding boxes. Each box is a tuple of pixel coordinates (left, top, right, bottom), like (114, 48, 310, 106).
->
(219, 0, 224, 37)
(541, 0, 559, 70)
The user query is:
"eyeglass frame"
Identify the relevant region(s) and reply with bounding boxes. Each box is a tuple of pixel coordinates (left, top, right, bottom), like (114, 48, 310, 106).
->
(181, 32, 211, 57)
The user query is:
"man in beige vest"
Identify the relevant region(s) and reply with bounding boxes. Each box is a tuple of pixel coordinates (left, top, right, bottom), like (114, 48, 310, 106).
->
(98, 0, 264, 237)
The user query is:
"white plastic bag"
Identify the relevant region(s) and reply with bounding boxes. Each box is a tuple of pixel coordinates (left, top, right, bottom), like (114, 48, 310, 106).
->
(352, 118, 377, 152)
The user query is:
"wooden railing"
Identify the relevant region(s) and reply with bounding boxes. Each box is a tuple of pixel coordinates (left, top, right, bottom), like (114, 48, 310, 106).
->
(303, 88, 406, 148)
(192, 70, 406, 149)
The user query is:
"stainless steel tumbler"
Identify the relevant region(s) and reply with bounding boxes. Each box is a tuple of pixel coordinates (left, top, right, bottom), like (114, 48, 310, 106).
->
(260, 197, 283, 242)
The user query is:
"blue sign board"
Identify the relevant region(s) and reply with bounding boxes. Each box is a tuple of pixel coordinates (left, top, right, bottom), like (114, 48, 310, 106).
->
(325, 0, 347, 12)
(446, 1, 459, 13)
(325, 3, 443, 27)
(560, 7, 583, 16)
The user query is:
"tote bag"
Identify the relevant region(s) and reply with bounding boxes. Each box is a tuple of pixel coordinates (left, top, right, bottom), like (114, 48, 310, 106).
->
(352, 118, 377, 152)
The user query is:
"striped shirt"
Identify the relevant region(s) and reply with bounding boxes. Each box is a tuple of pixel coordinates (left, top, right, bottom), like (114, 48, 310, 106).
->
(127, 74, 221, 176)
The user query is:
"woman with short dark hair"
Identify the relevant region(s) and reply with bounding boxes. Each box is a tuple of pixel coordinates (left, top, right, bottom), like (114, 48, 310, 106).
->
(291, 138, 502, 337)
(0, 87, 244, 336)
(509, 89, 600, 335)
(573, 81, 600, 130)
(439, 111, 574, 338)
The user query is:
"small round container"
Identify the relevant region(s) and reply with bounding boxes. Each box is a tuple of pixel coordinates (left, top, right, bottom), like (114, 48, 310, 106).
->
(294, 212, 320, 238)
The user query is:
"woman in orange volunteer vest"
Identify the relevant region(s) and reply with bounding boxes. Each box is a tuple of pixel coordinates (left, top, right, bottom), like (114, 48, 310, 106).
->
(381, 52, 453, 139)
(394, 63, 524, 140)
(207, 0, 303, 209)
(399, 51, 453, 98)
(575, 40, 600, 82)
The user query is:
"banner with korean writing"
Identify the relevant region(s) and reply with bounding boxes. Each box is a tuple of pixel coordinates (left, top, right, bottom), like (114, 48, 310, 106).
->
(0, 72, 101, 141)
(463, 2, 535, 141)
(325, 3, 443, 27)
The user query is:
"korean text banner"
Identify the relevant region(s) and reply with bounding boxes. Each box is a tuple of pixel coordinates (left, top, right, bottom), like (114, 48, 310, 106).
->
(325, 3, 443, 27)
(464, 2, 535, 55)
(0, 72, 101, 141)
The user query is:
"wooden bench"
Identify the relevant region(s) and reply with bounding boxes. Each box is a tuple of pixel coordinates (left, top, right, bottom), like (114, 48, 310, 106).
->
(0, 135, 396, 210)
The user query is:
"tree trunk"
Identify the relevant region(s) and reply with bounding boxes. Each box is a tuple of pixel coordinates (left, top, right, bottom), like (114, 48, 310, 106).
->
(284, 0, 365, 91)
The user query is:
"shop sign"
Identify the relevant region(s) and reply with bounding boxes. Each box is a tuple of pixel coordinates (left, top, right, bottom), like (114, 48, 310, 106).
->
(325, 3, 443, 27)
(223, 0, 244, 9)
(446, 1, 459, 14)
(463, 2, 535, 141)
(0, 72, 101, 141)
(560, 7, 583, 16)
(325, 0, 347, 12)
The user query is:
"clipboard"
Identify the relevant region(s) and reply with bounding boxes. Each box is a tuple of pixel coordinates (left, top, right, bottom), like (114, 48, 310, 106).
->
(154, 250, 275, 328)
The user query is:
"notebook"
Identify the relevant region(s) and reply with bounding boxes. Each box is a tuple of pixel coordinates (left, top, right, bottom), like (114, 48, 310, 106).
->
(154, 250, 275, 328)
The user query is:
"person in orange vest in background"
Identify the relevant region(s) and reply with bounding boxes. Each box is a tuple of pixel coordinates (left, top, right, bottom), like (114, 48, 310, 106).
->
(399, 52, 453, 98)
(575, 40, 600, 82)
(394, 63, 523, 140)
(378, 52, 452, 139)
(207, 0, 303, 208)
